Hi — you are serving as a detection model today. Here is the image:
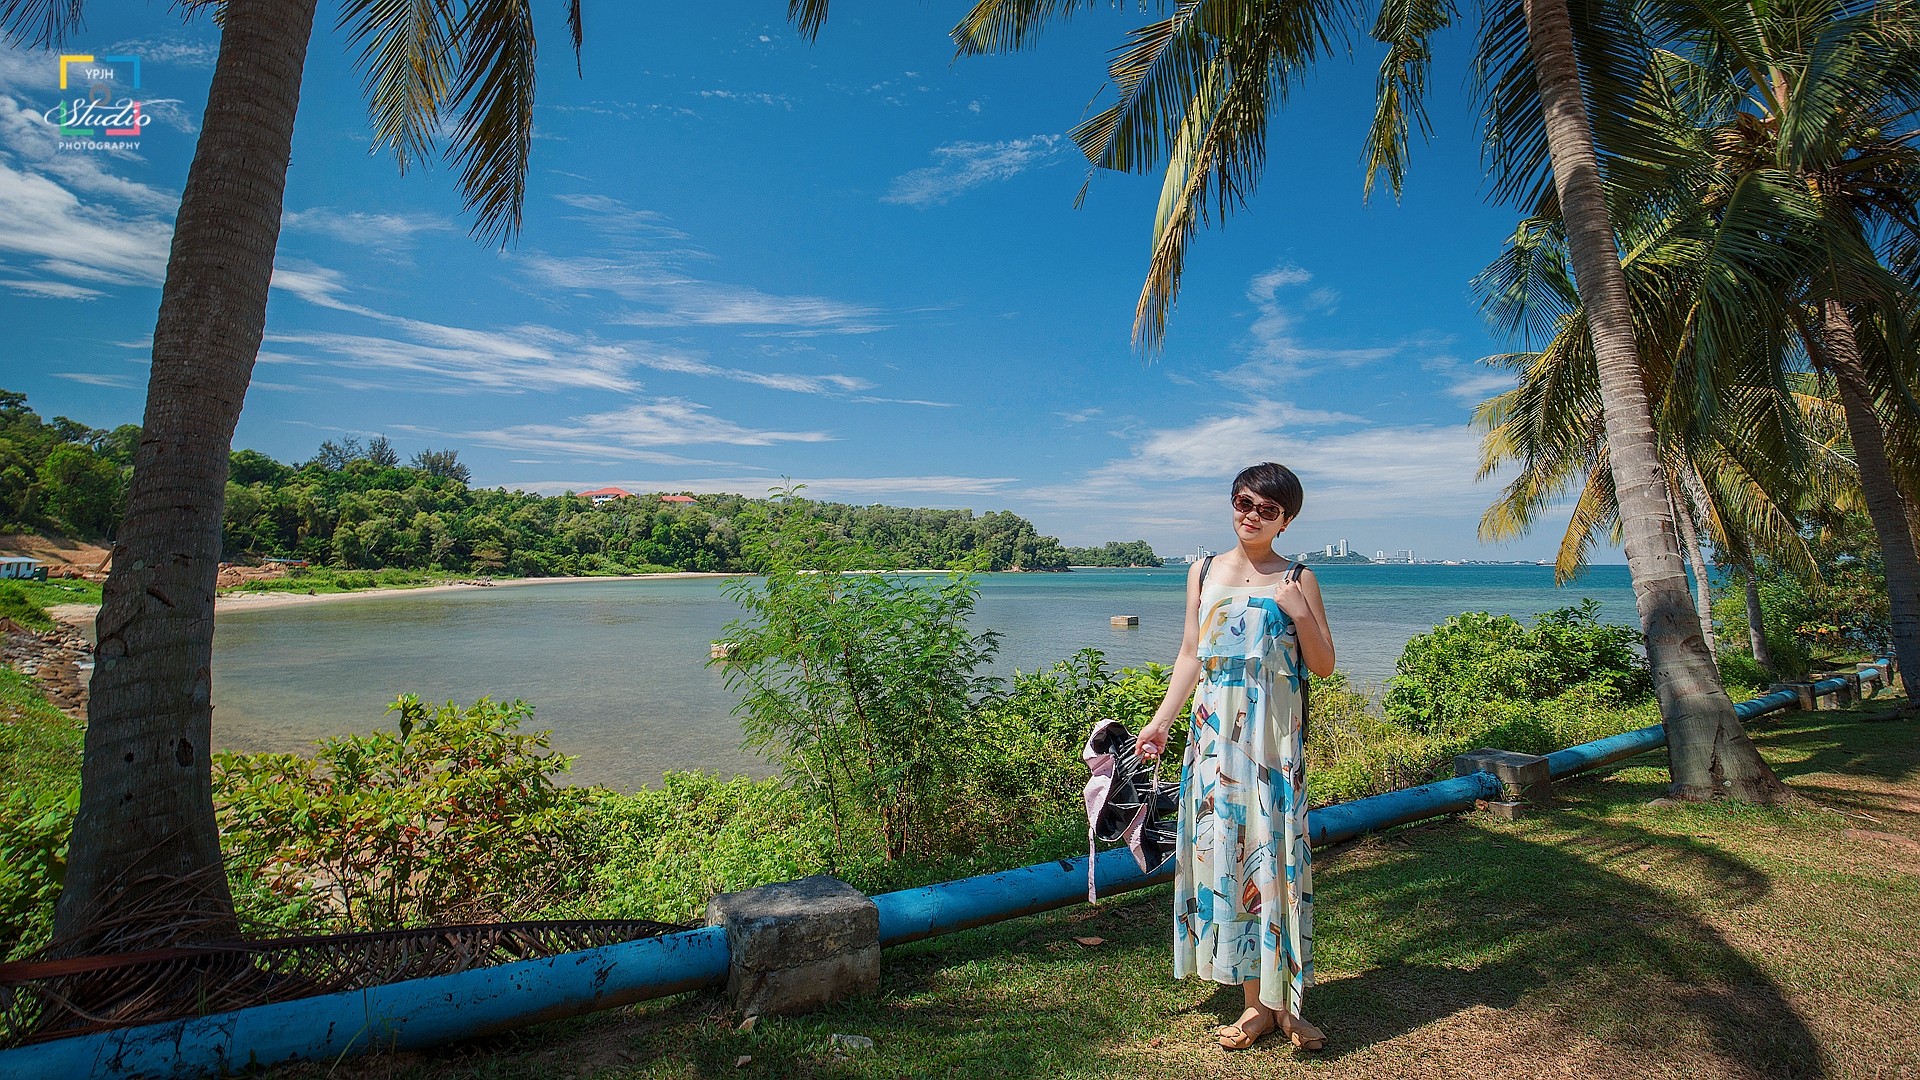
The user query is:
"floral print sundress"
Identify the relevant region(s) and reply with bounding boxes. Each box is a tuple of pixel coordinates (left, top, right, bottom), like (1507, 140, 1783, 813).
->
(1173, 577, 1313, 1014)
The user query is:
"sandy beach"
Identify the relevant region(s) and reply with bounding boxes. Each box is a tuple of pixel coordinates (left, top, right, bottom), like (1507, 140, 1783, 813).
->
(44, 571, 748, 629)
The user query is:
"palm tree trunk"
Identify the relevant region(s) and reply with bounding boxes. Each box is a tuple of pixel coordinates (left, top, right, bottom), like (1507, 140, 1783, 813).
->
(1670, 482, 1718, 655)
(52, 0, 320, 952)
(1816, 300, 1920, 696)
(1744, 571, 1774, 671)
(1522, 0, 1785, 800)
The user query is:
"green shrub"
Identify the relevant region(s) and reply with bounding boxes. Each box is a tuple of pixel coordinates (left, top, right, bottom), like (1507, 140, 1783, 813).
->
(215, 695, 589, 931)
(717, 499, 1001, 864)
(1383, 601, 1650, 737)
(0, 786, 75, 960)
(956, 650, 1170, 851)
(554, 773, 839, 925)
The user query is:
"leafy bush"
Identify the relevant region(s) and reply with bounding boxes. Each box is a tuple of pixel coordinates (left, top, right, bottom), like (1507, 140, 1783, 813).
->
(0, 786, 74, 959)
(554, 773, 838, 925)
(1383, 601, 1650, 737)
(957, 650, 1170, 850)
(215, 695, 590, 930)
(717, 500, 1002, 864)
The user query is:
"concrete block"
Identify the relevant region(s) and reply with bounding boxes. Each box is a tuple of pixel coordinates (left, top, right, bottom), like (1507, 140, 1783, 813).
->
(1474, 798, 1529, 821)
(1455, 748, 1551, 808)
(706, 875, 879, 1018)
(1770, 683, 1816, 712)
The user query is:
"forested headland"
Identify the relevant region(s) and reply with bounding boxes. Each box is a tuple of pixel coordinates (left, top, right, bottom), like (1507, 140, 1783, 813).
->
(0, 389, 1158, 576)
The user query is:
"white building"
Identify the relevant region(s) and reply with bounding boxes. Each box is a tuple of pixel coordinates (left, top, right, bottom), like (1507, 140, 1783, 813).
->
(0, 556, 44, 580)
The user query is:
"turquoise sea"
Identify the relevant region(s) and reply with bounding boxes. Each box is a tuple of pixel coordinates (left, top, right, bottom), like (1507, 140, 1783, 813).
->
(209, 564, 1639, 790)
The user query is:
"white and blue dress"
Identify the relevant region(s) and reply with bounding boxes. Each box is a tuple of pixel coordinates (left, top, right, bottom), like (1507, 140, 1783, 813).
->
(1173, 578, 1314, 1013)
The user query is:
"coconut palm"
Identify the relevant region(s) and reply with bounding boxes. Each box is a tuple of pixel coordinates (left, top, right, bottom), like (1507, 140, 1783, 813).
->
(1630, 0, 1920, 688)
(953, 0, 1787, 799)
(4, 0, 584, 953)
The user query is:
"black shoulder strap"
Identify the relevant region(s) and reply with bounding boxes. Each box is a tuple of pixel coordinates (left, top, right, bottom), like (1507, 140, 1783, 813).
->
(1199, 554, 1215, 585)
(1283, 562, 1310, 739)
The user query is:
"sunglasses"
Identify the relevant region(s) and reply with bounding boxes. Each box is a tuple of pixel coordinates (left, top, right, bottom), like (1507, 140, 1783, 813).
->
(1232, 493, 1285, 522)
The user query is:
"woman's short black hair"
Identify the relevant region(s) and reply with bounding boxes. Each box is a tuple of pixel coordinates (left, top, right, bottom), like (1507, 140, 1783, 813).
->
(1231, 462, 1303, 521)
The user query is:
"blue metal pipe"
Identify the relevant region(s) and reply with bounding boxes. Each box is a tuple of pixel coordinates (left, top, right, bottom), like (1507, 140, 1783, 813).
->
(1734, 690, 1798, 720)
(1543, 723, 1667, 779)
(0, 925, 728, 1080)
(874, 770, 1506, 947)
(1306, 771, 1504, 848)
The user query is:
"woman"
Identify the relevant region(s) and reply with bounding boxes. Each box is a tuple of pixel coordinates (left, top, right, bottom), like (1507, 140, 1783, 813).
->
(1136, 462, 1336, 1052)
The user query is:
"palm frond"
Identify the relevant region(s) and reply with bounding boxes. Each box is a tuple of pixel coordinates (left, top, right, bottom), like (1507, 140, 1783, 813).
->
(952, 0, 1114, 55)
(449, 0, 537, 246)
(0, 0, 82, 46)
(341, 0, 460, 172)
(1363, 0, 1457, 199)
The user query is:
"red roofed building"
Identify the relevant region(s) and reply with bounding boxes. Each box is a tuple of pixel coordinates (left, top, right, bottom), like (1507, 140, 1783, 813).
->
(659, 494, 696, 504)
(578, 487, 633, 505)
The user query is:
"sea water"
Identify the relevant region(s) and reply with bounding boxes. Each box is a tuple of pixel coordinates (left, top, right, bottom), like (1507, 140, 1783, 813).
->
(209, 564, 1638, 790)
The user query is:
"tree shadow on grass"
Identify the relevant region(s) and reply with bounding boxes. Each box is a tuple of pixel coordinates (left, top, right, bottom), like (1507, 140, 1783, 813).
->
(1291, 818, 1819, 1078)
(1746, 707, 1920, 817)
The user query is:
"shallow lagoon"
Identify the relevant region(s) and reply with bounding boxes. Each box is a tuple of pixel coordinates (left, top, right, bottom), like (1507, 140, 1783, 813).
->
(209, 564, 1639, 790)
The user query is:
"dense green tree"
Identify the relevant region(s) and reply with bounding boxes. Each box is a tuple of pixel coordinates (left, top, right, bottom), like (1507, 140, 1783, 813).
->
(36, 446, 124, 538)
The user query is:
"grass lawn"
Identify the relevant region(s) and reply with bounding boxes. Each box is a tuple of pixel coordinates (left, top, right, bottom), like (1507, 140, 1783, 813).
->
(286, 698, 1920, 1080)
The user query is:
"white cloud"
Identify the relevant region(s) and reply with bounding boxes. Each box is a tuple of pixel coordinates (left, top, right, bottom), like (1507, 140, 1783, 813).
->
(552, 193, 691, 241)
(1229, 264, 1400, 381)
(883, 135, 1063, 208)
(50, 371, 142, 388)
(695, 89, 792, 109)
(515, 473, 1019, 501)
(0, 142, 172, 287)
(265, 256, 895, 399)
(633, 351, 874, 394)
(106, 38, 219, 69)
(1423, 355, 1515, 405)
(0, 277, 104, 299)
(411, 400, 835, 462)
(267, 323, 642, 394)
(283, 206, 454, 255)
(269, 261, 358, 309)
(521, 251, 885, 332)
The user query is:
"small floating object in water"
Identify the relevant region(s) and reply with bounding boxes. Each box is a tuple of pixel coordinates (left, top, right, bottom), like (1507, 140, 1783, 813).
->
(710, 641, 738, 659)
(1110, 615, 1140, 628)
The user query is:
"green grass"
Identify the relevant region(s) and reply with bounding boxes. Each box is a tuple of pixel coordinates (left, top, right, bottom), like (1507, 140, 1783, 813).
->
(0, 664, 81, 792)
(1, 577, 102, 618)
(282, 698, 1920, 1080)
(226, 567, 455, 595)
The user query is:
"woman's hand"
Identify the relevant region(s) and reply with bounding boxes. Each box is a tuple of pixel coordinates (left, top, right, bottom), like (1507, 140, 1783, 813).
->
(1273, 572, 1313, 622)
(1136, 719, 1171, 760)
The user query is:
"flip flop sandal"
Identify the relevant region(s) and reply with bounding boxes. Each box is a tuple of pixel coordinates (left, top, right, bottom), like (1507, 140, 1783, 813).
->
(1216, 1017, 1276, 1051)
(1282, 1019, 1326, 1051)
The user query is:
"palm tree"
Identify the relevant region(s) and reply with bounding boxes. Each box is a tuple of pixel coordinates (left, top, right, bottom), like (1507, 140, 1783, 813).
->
(953, 0, 1786, 799)
(1471, 201, 1822, 611)
(5, 0, 583, 954)
(1640, 0, 1920, 690)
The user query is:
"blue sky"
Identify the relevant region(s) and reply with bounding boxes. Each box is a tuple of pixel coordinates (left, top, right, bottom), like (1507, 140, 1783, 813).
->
(0, 3, 1592, 561)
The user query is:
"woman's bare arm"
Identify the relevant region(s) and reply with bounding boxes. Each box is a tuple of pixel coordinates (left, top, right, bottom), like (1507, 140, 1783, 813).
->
(1276, 568, 1335, 678)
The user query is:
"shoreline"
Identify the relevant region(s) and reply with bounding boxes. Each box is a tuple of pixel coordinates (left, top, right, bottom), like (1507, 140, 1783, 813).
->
(43, 571, 750, 628)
